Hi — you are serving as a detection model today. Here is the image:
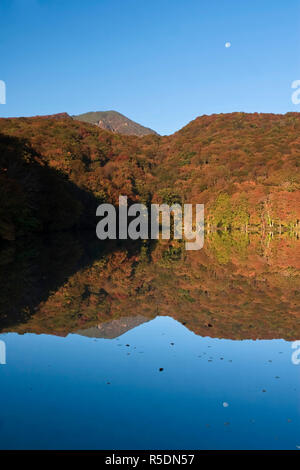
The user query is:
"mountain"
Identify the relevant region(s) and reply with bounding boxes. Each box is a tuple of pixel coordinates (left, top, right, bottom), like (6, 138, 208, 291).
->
(0, 111, 299, 241)
(75, 315, 150, 339)
(72, 110, 158, 136)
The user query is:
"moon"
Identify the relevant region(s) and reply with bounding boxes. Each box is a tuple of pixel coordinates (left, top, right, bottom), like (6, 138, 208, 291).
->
(225, 42, 231, 48)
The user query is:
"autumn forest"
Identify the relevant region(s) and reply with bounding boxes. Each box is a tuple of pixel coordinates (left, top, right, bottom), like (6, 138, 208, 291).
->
(0, 111, 299, 242)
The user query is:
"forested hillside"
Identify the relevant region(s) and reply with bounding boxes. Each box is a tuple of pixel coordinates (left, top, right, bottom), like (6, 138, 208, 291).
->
(0, 112, 299, 240)
(0, 232, 299, 340)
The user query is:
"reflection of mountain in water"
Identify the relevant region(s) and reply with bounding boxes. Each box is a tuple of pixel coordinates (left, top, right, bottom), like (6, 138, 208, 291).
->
(75, 315, 150, 339)
(0, 231, 299, 340)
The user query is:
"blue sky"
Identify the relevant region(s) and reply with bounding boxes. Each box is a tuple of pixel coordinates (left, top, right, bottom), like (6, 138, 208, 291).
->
(0, 0, 299, 134)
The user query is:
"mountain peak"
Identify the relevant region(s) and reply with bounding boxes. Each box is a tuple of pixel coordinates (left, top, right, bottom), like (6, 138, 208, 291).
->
(72, 110, 158, 136)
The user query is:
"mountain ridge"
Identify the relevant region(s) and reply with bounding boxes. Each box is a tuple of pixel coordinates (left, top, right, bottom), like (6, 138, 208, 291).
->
(0, 111, 299, 241)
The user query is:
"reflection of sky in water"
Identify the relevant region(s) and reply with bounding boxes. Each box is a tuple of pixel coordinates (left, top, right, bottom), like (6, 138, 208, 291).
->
(0, 316, 299, 450)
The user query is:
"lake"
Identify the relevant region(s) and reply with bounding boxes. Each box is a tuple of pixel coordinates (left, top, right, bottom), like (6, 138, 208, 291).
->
(0, 232, 299, 449)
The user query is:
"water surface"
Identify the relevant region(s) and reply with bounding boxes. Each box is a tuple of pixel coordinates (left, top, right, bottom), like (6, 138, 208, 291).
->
(0, 232, 299, 449)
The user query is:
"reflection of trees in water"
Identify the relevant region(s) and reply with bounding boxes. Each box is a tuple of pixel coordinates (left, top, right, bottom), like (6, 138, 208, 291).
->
(0, 232, 299, 340)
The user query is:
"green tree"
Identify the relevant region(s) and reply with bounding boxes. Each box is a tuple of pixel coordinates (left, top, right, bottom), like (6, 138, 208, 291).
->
(211, 193, 233, 230)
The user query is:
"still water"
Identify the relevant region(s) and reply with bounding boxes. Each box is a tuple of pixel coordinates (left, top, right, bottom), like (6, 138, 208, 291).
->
(0, 232, 299, 449)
